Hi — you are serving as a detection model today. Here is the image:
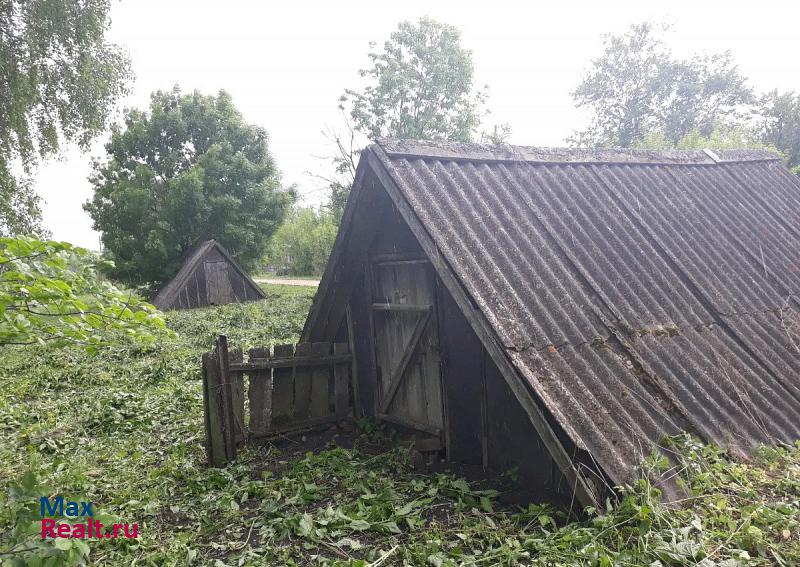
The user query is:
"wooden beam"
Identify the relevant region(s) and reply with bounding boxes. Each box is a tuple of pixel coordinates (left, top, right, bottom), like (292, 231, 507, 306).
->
(434, 276, 452, 462)
(378, 308, 432, 414)
(366, 149, 599, 509)
(365, 259, 380, 416)
(371, 253, 430, 265)
(202, 352, 227, 467)
(334, 342, 350, 418)
(249, 415, 343, 438)
(229, 347, 245, 445)
(230, 353, 351, 371)
(378, 412, 442, 437)
(345, 305, 360, 418)
(371, 303, 431, 312)
(215, 335, 237, 462)
(480, 346, 489, 471)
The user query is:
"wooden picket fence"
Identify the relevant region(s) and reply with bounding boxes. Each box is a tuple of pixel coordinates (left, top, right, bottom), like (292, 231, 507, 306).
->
(202, 335, 353, 466)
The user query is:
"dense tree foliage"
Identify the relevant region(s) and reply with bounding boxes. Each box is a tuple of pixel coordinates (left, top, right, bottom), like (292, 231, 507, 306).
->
(635, 124, 777, 152)
(758, 90, 800, 170)
(0, 0, 131, 234)
(84, 88, 294, 288)
(327, 17, 500, 221)
(571, 23, 752, 148)
(341, 16, 484, 143)
(266, 207, 337, 276)
(0, 170, 41, 236)
(0, 236, 166, 350)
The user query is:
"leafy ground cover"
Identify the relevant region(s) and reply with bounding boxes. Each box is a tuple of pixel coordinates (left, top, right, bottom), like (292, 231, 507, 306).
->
(1, 284, 798, 566)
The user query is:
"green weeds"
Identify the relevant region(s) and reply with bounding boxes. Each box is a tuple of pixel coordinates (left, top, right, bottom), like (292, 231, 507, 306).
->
(1, 285, 798, 565)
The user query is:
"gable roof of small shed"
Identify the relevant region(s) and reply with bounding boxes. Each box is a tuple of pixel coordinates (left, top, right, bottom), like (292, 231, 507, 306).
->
(306, 139, 800, 493)
(152, 240, 265, 310)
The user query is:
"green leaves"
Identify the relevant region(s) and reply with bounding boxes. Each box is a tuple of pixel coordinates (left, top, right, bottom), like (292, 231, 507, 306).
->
(341, 17, 484, 143)
(84, 87, 295, 287)
(0, 0, 131, 158)
(0, 236, 168, 350)
(2, 286, 799, 566)
(0, 0, 131, 236)
(571, 22, 753, 148)
(266, 207, 338, 277)
(759, 90, 800, 170)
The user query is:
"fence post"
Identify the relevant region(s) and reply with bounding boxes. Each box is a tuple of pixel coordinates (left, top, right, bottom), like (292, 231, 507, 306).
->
(216, 335, 238, 463)
(202, 347, 228, 467)
(229, 346, 245, 446)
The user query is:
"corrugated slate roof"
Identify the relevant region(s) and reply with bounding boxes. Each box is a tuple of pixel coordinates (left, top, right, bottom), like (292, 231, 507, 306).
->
(371, 139, 800, 487)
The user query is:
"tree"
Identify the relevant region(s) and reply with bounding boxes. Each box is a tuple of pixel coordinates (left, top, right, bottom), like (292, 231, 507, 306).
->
(84, 88, 294, 288)
(0, 169, 41, 236)
(636, 124, 777, 152)
(480, 123, 513, 145)
(0, 236, 167, 351)
(266, 207, 337, 276)
(758, 90, 800, 170)
(326, 17, 491, 221)
(341, 17, 485, 143)
(318, 119, 362, 224)
(571, 23, 752, 147)
(0, 0, 131, 234)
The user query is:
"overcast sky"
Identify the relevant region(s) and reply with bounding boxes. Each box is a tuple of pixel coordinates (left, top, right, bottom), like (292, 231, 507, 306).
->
(34, 0, 800, 248)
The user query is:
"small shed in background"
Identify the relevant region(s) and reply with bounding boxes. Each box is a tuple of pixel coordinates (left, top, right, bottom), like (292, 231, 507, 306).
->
(153, 240, 266, 310)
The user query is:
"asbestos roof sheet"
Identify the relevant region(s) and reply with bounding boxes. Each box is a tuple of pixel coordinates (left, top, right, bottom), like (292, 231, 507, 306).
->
(372, 139, 800, 486)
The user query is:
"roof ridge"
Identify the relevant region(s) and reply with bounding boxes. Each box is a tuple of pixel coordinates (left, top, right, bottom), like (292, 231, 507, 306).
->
(374, 139, 782, 166)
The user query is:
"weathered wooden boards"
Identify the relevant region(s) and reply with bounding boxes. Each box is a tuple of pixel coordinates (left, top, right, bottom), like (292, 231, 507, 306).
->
(247, 347, 271, 436)
(202, 336, 352, 466)
(371, 260, 444, 435)
(272, 344, 294, 425)
(202, 336, 244, 467)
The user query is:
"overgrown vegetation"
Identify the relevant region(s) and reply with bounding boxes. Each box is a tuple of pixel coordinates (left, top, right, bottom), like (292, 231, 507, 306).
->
(84, 88, 295, 288)
(571, 21, 800, 171)
(1, 285, 798, 565)
(326, 16, 511, 221)
(0, 236, 167, 350)
(0, 0, 132, 235)
(265, 208, 337, 277)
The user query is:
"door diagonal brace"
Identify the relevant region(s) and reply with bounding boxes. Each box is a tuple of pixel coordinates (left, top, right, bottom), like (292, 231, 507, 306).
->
(379, 307, 432, 414)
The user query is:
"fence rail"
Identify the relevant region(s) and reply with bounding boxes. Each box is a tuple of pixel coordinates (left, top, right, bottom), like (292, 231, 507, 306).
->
(202, 335, 353, 466)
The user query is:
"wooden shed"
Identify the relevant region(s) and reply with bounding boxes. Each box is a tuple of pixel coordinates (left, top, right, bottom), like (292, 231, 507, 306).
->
(153, 240, 266, 310)
(302, 140, 800, 507)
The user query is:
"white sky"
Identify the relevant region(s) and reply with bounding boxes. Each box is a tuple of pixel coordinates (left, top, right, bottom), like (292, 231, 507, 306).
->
(33, 0, 800, 248)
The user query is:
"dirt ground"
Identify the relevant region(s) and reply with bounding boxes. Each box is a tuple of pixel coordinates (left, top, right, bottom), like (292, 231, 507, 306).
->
(248, 422, 553, 508)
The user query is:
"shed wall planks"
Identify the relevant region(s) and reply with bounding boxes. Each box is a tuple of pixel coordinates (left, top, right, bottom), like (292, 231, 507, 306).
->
(153, 240, 266, 310)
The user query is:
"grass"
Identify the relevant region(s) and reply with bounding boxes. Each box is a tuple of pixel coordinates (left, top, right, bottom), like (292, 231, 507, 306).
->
(1, 285, 798, 566)
(257, 283, 319, 296)
(254, 274, 321, 282)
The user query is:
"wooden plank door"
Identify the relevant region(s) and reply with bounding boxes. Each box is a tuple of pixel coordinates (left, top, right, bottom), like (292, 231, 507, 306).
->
(371, 260, 443, 436)
(204, 261, 234, 305)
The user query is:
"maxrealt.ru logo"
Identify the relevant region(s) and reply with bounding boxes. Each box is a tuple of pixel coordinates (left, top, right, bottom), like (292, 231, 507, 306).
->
(40, 497, 138, 540)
